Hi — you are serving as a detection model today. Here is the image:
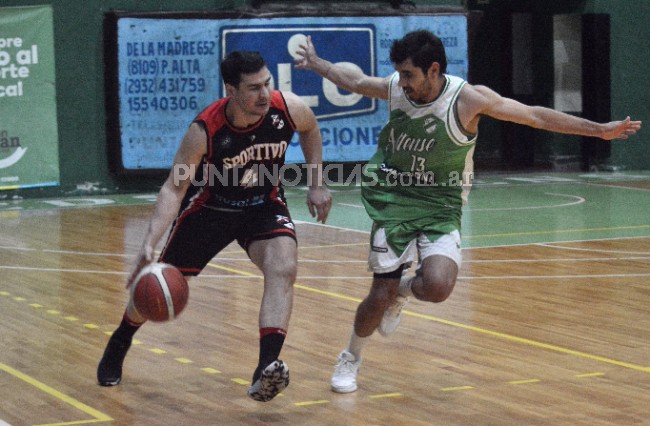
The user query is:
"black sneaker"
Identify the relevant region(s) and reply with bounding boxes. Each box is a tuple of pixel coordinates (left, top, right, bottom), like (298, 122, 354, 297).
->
(247, 360, 290, 402)
(97, 334, 132, 386)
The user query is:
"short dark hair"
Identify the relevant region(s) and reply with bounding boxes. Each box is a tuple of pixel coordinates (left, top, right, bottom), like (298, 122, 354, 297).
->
(389, 30, 447, 75)
(220, 51, 267, 87)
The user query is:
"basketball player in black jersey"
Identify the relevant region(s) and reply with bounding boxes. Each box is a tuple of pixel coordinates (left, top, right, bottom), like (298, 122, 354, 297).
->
(97, 51, 332, 402)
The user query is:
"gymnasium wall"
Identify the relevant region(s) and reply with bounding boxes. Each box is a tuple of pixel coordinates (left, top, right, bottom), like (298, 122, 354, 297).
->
(1, 0, 647, 197)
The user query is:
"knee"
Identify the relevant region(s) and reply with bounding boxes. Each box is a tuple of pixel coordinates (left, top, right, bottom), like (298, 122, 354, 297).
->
(420, 275, 455, 303)
(365, 284, 399, 311)
(265, 256, 297, 284)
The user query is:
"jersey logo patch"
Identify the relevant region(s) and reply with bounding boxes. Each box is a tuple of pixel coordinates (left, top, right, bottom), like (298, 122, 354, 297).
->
(271, 114, 285, 130)
(275, 215, 295, 230)
(424, 118, 438, 134)
(220, 135, 232, 149)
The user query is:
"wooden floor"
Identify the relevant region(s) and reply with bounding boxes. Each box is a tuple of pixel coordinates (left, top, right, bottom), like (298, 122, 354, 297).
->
(1, 173, 650, 425)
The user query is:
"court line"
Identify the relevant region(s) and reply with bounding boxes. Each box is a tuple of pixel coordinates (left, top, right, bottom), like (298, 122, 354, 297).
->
(0, 362, 112, 426)
(207, 255, 650, 263)
(466, 192, 585, 211)
(338, 192, 586, 212)
(2, 223, 649, 256)
(402, 310, 650, 373)
(294, 219, 369, 233)
(538, 243, 650, 255)
(0, 284, 613, 413)
(463, 234, 650, 250)
(458, 273, 650, 279)
(204, 265, 650, 375)
(0, 266, 642, 413)
(465, 256, 650, 263)
(465, 224, 650, 240)
(296, 221, 650, 248)
(583, 181, 650, 192)
(296, 277, 650, 373)
(4, 242, 650, 264)
(2, 264, 650, 282)
(2, 242, 648, 373)
(0, 245, 36, 251)
(0, 265, 127, 275)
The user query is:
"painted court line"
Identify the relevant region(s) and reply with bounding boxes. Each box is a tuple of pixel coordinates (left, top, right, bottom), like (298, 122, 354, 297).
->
(0, 362, 112, 426)
(340, 192, 586, 212)
(3, 239, 648, 379)
(465, 255, 650, 263)
(199, 262, 650, 375)
(403, 310, 649, 374)
(466, 192, 585, 211)
(539, 243, 650, 255)
(302, 276, 650, 371)
(4, 265, 650, 282)
(465, 224, 650, 240)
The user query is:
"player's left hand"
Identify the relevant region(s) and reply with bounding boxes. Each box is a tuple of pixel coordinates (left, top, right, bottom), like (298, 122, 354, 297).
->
(307, 185, 332, 223)
(601, 116, 642, 140)
(293, 35, 322, 72)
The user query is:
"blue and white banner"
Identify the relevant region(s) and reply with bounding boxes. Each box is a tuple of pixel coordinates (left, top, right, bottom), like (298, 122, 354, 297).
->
(116, 14, 467, 169)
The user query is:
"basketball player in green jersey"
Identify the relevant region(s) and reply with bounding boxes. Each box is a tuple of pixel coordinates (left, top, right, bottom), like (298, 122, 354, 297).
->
(294, 30, 642, 393)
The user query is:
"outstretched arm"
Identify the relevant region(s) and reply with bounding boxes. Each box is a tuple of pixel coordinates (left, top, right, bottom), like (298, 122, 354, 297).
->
(294, 35, 390, 100)
(284, 91, 332, 223)
(460, 84, 642, 140)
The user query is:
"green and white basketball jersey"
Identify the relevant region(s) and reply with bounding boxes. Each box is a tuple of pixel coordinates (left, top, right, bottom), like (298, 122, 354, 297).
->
(362, 73, 477, 231)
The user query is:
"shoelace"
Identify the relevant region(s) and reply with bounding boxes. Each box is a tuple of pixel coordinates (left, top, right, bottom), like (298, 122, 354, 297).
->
(335, 357, 357, 375)
(387, 298, 408, 316)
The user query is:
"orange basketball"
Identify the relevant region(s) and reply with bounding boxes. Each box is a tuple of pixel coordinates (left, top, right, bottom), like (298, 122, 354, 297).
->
(131, 263, 189, 322)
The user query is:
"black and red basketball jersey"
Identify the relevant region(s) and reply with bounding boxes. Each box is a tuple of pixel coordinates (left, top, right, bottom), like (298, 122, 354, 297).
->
(188, 90, 297, 210)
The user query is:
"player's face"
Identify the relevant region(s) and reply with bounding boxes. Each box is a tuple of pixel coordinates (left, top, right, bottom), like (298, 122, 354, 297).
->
(395, 58, 438, 104)
(231, 66, 273, 117)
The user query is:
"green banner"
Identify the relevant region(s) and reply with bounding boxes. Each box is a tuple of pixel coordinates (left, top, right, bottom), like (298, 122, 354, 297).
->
(0, 5, 59, 190)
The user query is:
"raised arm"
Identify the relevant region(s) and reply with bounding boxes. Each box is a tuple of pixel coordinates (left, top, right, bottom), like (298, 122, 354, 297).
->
(284, 91, 332, 223)
(459, 84, 642, 140)
(127, 122, 207, 286)
(294, 35, 390, 100)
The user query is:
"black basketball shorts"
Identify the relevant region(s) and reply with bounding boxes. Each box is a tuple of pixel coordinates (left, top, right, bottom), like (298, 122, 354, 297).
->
(158, 200, 296, 276)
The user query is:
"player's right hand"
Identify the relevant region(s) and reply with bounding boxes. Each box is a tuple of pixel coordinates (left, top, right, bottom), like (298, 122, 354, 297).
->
(126, 245, 155, 288)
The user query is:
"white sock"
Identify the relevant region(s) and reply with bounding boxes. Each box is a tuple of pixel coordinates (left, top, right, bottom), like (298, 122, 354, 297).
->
(399, 275, 415, 298)
(346, 328, 368, 360)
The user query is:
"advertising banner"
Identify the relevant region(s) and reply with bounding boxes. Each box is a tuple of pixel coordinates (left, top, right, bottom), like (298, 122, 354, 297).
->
(0, 6, 59, 190)
(114, 14, 467, 170)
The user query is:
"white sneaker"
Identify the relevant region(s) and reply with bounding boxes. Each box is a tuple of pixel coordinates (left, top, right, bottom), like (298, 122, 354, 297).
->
(378, 295, 409, 337)
(331, 350, 361, 393)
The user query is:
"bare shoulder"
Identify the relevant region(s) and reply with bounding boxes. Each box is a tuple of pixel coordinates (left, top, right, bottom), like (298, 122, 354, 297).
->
(280, 90, 317, 130)
(458, 83, 505, 114)
(281, 90, 306, 110)
(459, 83, 496, 103)
(176, 121, 207, 159)
(184, 121, 208, 146)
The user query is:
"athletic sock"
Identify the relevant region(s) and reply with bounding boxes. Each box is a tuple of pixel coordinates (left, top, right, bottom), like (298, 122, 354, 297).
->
(111, 312, 143, 342)
(347, 328, 368, 360)
(398, 275, 415, 298)
(253, 327, 287, 382)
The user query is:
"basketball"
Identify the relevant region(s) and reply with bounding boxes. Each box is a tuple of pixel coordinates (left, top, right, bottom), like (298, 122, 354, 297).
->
(131, 263, 189, 322)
